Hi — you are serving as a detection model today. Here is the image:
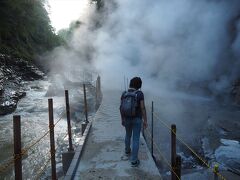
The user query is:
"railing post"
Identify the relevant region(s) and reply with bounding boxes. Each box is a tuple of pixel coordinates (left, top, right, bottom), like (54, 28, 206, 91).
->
(95, 78, 99, 110)
(176, 155, 181, 179)
(171, 124, 177, 180)
(48, 98, 57, 180)
(83, 84, 89, 123)
(151, 101, 154, 157)
(65, 90, 74, 151)
(81, 122, 87, 136)
(95, 76, 101, 110)
(13, 115, 22, 180)
(98, 75, 101, 94)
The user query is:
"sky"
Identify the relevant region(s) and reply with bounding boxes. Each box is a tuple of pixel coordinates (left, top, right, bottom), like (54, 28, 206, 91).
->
(47, 0, 88, 31)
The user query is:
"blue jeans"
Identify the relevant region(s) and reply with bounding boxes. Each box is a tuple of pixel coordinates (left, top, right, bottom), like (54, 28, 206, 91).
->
(124, 117, 142, 162)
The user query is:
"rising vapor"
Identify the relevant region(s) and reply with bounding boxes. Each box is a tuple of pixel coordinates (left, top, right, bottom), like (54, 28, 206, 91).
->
(46, 0, 240, 95)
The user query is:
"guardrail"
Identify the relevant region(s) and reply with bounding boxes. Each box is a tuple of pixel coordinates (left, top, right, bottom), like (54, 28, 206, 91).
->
(143, 101, 226, 180)
(0, 76, 102, 180)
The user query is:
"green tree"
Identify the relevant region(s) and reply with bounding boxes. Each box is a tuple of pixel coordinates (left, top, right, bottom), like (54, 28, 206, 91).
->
(0, 0, 62, 60)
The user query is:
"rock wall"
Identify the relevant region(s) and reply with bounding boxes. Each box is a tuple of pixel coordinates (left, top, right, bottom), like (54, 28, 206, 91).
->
(0, 54, 44, 115)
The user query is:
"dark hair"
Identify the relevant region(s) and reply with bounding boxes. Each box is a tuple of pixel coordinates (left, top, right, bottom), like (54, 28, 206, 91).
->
(129, 77, 142, 90)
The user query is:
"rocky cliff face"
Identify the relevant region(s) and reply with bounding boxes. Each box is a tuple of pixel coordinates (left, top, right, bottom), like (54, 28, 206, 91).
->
(0, 54, 44, 115)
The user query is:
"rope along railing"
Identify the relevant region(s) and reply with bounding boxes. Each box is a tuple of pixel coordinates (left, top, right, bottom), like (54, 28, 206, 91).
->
(34, 131, 69, 180)
(0, 157, 15, 174)
(28, 112, 67, 176)
(150, 109, 226, 180)
(0, 75, 102, 179)
(22, 112, 65, 168)
(0, 112, 66, 174)
(144, 127, 180, 180)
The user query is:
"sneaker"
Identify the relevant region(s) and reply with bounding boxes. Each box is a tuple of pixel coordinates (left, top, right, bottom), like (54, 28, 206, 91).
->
(131, 159, 140, 167)
(121, 150, 131, 161)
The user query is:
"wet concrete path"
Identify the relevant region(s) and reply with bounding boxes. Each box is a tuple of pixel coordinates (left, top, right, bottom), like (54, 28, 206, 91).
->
(67, 89, 162, 180)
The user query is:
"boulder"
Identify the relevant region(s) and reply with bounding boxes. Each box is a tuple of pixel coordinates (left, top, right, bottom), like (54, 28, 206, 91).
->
(0, 99, 17, 115)
(0, 54, 44, 116)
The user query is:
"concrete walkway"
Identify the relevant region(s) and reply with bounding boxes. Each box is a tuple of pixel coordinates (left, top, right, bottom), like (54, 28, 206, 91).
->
(68, 90, 162, 180)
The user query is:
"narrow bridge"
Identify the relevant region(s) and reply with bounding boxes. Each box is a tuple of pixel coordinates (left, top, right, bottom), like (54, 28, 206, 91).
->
(64, 89, 162, 179)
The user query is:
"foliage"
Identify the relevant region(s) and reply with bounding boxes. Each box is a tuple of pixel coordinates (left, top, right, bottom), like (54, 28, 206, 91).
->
(0, 0, 63, 60)
(57, 21, 82, 42)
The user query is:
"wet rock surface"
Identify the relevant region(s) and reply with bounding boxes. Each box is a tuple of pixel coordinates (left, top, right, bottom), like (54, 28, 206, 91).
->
(0, 54, 44, 115)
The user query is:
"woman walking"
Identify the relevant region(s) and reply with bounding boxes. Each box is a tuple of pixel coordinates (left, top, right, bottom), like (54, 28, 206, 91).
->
(120, 77, 148, 167)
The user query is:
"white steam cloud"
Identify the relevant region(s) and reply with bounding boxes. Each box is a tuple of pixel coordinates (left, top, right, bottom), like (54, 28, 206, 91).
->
(47, 0, 240, 94)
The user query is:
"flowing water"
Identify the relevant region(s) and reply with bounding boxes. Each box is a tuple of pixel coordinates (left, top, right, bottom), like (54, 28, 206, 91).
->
(0, 78, 96, 179)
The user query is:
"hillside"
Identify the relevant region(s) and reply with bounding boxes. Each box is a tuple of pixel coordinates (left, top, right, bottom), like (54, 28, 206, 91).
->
(0, 0, 62, 60)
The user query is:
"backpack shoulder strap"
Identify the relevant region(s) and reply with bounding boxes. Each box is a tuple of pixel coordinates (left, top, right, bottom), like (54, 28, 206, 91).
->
(121, 91, 126, 99)
(134, 90, 139, 97)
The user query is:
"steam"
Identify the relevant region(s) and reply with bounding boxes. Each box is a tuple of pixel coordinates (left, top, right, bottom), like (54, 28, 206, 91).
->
(36, 0, 240, 172)
(93, 0, 240, 92)
(46, 0, 240, 94)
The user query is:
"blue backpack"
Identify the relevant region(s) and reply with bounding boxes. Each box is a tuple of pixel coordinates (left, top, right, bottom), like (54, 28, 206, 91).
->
(120, 90, 138, 117)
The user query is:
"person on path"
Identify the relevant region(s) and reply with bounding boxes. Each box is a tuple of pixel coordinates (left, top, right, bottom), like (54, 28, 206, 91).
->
(120, 77, 148, 167)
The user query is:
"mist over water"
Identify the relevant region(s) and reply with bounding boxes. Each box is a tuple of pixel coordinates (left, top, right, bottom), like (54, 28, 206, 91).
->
(47, 0, 240, 95)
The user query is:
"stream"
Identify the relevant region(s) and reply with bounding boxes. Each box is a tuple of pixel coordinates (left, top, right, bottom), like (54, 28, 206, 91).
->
(0, 77, 96, 179)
